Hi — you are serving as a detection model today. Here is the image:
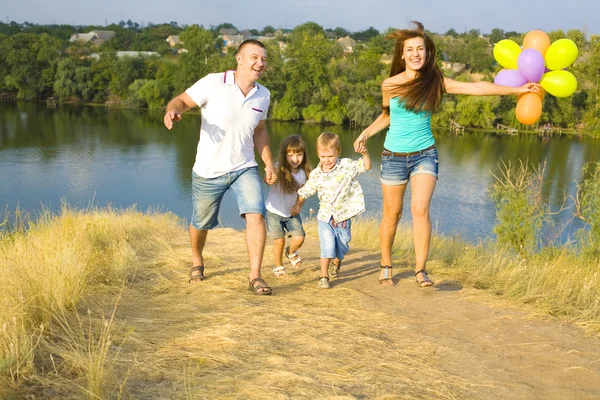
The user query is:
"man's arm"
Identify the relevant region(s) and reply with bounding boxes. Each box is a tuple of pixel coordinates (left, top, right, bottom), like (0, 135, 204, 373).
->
(163, 92, 197, 130)
(253, 120, 277, 185)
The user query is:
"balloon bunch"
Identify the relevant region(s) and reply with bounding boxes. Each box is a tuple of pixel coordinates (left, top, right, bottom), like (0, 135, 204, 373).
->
(493, 30, 578, 125)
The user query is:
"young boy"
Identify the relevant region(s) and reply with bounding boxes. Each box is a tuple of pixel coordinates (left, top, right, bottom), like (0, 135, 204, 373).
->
(291, 132, 371, 289)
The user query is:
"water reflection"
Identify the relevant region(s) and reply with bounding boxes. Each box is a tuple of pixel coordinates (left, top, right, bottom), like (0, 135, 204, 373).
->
(1, 102, 599, 243)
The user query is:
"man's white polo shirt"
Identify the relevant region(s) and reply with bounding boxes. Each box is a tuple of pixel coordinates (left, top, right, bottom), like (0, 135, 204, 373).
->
(185, 70, 271, 178)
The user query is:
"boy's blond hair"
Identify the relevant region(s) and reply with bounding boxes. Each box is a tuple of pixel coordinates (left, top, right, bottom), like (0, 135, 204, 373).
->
(316, 132, 341, 155)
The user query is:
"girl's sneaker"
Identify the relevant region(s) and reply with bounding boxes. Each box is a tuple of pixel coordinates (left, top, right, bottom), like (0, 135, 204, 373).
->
(317, 276, 330, 289)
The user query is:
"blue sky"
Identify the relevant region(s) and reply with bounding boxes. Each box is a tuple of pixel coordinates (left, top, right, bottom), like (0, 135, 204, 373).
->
(3, 0, 599, 35)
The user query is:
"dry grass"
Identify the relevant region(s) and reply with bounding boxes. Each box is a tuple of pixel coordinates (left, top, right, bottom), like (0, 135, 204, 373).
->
(0, 206, 183, 398)
(1, 211, 599, 398)
(327, 217, 600, 333)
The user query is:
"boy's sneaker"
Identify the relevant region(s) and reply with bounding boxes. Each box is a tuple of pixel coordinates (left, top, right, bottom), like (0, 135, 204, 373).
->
(317, 276, 330, 289)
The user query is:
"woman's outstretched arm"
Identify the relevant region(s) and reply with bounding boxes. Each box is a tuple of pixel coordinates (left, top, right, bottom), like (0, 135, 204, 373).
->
(444, 77, 542, 96)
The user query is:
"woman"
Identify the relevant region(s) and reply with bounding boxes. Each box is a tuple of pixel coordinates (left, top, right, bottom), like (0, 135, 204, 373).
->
(353, 21, 541, 287)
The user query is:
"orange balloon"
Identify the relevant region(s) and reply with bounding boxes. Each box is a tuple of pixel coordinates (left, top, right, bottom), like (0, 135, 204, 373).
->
(518, 87, 545, 102)
(523, 30, 551, 56)
(516, 92, 543, 125)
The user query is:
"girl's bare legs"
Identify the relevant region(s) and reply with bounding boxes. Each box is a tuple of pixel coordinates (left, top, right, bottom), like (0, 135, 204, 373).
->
(287, 235, 305, 267)
(288, 236, 304, 254)
(273, 237, 285, 267)
(410, 174, 436, 286)
(379, 183, 407, 283)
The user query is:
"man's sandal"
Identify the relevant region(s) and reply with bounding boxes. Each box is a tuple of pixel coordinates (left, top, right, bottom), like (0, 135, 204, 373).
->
(415, 269, 434, 287)
(189, 265, 205, 283)
(329, 259, 342, 277)
(249, 277, 273, 295)
(379, 265, 394, 285)
(284, 246, 303, 269)
(272, 266, 287, 278)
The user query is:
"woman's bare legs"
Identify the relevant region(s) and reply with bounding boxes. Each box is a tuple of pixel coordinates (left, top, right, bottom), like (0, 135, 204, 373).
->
(410, 174, 436, 286)
(379, 183, 407, 283)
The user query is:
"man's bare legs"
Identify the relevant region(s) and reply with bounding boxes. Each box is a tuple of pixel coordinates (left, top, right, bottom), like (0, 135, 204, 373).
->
(379, 183, 407, 284)
(245, 213, 270, 293)
(189, 224, 208, 282)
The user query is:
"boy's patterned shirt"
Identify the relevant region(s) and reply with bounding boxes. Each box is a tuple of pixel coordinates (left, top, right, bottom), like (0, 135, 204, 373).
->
(298, 157, 366, 223)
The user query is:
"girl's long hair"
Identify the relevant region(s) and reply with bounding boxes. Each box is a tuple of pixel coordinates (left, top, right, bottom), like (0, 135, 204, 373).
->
(385, 21, 445, 113)
(276, 135, 312, 194)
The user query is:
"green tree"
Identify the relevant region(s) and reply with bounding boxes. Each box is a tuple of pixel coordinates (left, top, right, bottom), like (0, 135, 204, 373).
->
(53, 58, 78, 100)
(352, 27, 380, 42)
(137, 79, 168, 109)
(455, 96, 500, 128)
(566, 29, 586, 49)
(261, 25, 276, 35)
(489, 28, 505, 44)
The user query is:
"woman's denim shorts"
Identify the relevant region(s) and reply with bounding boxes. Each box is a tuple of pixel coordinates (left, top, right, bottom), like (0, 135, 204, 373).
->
(380, 146, 439, 186)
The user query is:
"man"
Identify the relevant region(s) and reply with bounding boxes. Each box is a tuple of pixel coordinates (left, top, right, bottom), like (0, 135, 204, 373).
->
(163, 39, 276, 295)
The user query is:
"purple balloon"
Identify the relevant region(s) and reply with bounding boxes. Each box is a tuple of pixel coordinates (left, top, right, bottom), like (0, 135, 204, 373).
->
(518, 49, 545, 83)
(494, 69, 528, 87)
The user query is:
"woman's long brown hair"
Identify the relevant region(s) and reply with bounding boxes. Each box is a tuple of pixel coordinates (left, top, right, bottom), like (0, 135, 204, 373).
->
(384, 21, 445, 113)
(275, 135, 312, 195)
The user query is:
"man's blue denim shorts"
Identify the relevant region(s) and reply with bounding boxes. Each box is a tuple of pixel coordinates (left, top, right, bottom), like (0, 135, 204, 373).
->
(266, 211, 305, 239)
(380, 146, 439, 186)
(191, 167, 266, 230)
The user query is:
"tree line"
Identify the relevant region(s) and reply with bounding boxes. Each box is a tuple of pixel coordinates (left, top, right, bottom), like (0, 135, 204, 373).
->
(1, 20, 599, 134)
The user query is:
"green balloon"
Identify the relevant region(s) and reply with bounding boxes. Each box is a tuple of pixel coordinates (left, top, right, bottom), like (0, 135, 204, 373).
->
(545, 39, 578, 70)
(540, 70, 578, 97)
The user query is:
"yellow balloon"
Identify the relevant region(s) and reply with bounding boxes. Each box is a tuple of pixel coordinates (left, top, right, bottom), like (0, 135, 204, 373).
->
(540, 70, 578, 97)
(545, 39, 578, 70)
(493, 39, 521, 70)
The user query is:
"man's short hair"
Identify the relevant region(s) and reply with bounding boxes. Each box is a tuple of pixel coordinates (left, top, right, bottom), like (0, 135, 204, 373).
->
(237, 39, 266, 54)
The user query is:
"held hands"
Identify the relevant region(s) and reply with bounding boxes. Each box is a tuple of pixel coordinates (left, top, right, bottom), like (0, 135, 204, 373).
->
(163, 110, 182, 130)
(518, 82, 542, 95)
(290, 203, 302, 216)
(264, 164, 277, 185)
(353, 133, 368, 154)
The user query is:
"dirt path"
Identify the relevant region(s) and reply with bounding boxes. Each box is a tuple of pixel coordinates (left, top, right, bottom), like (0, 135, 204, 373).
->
(116, 229, 600, 399)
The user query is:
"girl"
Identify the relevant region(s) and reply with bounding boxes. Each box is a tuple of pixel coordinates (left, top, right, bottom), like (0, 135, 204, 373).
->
(354, 21, 541, 287)
(265, 135, 312, 278)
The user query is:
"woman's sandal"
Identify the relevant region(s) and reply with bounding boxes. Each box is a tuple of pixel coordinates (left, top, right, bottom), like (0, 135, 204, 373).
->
(415, 269, 434, 287)
(329, 259, 342, 277)
(249, 277, 273, 295)
(379, 265, 394, 285)
(189, 265, 205, 283)
(272, 266, 287, 278)
(284, 246, 303, 269)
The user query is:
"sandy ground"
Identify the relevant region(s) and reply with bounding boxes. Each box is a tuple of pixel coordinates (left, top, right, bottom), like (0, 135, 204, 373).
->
(113, 228, 600, 399)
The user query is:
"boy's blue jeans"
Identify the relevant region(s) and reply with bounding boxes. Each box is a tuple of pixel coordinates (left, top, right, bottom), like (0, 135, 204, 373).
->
(318, 218, 352, 260)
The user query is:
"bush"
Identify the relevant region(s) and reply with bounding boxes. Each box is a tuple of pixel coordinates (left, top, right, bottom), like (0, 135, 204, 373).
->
(490, 160, 551, 254)
(575, 162, 600, 258)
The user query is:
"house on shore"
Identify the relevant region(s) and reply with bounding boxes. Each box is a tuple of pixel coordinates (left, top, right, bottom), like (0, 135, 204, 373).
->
(69, 30, 115, 46)
(88, 51, 161, 60)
